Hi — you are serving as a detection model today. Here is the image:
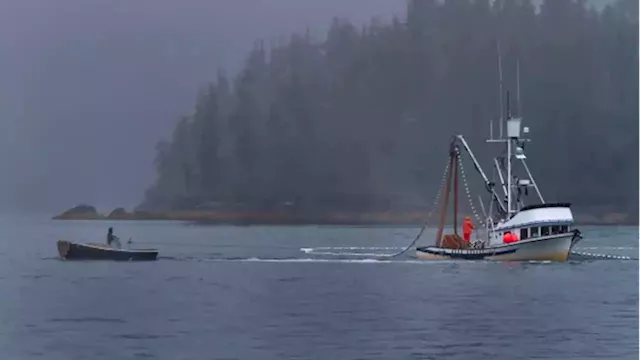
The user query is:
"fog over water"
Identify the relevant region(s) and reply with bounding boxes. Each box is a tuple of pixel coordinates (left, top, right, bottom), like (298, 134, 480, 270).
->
(0, 0, 622, 214)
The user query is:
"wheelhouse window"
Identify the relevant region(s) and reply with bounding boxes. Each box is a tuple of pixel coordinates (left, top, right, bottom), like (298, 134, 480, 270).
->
(530, 227, 539, 237)
(520, 228, 529, 240)
(541, 226, 550, 236)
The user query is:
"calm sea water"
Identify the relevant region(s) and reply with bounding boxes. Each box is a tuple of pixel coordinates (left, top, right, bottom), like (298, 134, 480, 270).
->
(0, 216, 637, 359)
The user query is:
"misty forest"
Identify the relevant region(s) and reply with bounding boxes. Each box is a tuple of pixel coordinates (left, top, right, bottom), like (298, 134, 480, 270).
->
(139, 0, 638, 218)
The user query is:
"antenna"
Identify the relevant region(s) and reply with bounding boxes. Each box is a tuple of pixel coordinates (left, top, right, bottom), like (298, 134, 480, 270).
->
(505, 89, 512, 215)
(490, 119, 494, 140)
(497, 41, 504, 138)
(506, 91, 511, 120)
(516, 59, 521, 117)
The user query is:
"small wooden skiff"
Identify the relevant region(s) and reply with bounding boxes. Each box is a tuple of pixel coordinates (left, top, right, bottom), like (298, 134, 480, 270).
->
(57, 240, 159, 261)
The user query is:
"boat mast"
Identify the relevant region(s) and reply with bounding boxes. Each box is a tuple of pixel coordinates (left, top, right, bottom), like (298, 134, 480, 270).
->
(516, 59, 520, 211)
(516, 59, 521, 117)
(487, 42, 510, 216)
(513, 58, 545, 205)
(506, 92, 512, 215)
(482, 50, 549, 220)
(490, 47, 521, 218)
(435, 148, 456, 246)
(498, 42, 504, 139)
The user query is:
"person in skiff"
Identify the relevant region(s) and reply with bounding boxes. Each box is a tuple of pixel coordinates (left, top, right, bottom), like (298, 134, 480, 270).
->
(462, 216, 475, 243)
(107, 227, 121, 248)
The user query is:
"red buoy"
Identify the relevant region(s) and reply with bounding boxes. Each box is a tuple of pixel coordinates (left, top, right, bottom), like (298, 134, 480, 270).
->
(503, 232, 518, 243)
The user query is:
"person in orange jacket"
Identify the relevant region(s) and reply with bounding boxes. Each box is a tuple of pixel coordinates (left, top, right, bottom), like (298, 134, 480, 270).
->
(462, 216, 475, 242)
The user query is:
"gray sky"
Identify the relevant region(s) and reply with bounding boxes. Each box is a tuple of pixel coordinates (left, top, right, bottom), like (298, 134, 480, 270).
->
(0, 0, 404, 214)
(0, 0, 615, 214)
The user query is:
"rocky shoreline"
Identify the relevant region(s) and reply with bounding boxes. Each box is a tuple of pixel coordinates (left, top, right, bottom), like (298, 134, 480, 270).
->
(52, 204, 638, 226)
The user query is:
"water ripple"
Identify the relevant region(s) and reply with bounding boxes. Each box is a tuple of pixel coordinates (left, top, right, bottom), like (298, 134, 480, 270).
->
(49, 317, 126, 324)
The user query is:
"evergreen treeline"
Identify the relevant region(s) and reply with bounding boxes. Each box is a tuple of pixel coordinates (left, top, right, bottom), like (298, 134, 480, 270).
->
(139, 0, 638, 217)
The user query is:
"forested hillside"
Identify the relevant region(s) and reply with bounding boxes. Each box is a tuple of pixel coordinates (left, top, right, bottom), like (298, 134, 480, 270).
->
(139, 0, 638, 218)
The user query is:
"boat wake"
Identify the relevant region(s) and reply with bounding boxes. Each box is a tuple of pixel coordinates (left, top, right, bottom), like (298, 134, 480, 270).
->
(42, 252, 636, 263)
(300, 246, 403, 257)
(157, 255, 446, 264)
(157, 255, 636, 264)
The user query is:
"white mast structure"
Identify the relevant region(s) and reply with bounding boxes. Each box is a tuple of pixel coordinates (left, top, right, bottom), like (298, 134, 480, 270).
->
(451, 44, 547, 233)
(483, 46, 544, 221)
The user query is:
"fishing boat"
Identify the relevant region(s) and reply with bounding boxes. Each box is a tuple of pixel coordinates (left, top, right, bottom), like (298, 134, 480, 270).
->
(57, 240, 159, 261)
(416, 62, 582, 261)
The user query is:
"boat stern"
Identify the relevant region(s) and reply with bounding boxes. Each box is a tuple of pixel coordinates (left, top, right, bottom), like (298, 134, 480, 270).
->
(56, 240, 159, 261)
(57, 240, 71, 259)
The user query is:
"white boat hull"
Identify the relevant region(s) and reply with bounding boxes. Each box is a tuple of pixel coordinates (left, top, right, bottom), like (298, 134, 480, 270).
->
(416, 233, 579, 262)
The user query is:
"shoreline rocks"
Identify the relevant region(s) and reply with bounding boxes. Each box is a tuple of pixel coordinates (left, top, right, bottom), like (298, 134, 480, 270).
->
(51, 205, 638, 226)
(107, 207, 133, 220)
(52, 204, 103, 220)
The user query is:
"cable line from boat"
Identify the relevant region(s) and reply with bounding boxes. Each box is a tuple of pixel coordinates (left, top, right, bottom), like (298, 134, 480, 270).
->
(386, 158, 451, 258)
(456, 148, 485, 228)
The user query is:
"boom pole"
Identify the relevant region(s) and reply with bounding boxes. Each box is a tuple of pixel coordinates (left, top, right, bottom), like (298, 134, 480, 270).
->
(453, 152, 459, 235)
(454, 135, 507, 215)
(435, 152, 454, 247)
